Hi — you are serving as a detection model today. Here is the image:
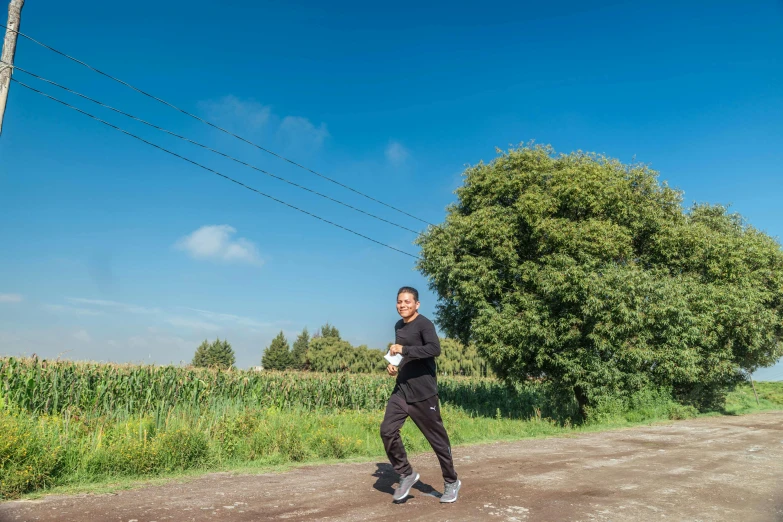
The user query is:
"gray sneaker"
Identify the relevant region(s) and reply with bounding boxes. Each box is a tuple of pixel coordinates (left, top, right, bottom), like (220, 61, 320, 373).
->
(393, 471, 420, 501)
(440, 479, 461, 503)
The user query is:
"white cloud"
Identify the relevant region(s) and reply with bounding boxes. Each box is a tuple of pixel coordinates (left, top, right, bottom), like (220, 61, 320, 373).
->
(73, 329, 92, 343)
(43, 304, 105, 316)
(65, 298, 160, 315)
(198, 95, 271, 129)
(0, 294, 22, 303)
(198, 95, 330, 153)
(67, 298, 121, 307)
(165, 317, 221, 332)
(385, 141, 410, 166)
(279, 116, 330, 148)
(175, 225, 263, 266)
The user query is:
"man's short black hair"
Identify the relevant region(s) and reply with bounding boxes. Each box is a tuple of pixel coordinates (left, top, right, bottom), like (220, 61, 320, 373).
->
(397, 286, 419, 301)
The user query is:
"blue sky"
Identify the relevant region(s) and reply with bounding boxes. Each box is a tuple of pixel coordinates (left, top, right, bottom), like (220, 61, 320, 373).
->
(1, 0, 781, 379)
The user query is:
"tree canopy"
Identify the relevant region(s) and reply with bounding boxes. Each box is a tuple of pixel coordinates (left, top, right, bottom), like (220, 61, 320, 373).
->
(261, 331, 292, 371)
(416, 144, 783, 416)
(306, 336, 386, 373)
(317, 323, 341, 340)
(191, 338, 235, 370)
(290, 328, 310, 370)
(438, 338, 493, 377)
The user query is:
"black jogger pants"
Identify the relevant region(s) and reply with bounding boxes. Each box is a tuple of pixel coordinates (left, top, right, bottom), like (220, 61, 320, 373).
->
(380, 392, 458, 483)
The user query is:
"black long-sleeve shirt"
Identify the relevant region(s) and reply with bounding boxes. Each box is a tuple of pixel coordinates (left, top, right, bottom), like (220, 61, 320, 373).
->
(394, 314, 440, 403)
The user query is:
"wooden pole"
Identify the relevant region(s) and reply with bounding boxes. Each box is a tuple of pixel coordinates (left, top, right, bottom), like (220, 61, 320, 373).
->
(750, 375, 760, 406)
(0, 0, 25, 137)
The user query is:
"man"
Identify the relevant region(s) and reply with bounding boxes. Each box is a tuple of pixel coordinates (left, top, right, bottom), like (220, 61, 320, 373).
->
(381, 286, 461, 503)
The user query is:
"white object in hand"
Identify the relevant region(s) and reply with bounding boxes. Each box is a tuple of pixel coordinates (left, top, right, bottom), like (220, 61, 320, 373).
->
(384, 351, 403, 366)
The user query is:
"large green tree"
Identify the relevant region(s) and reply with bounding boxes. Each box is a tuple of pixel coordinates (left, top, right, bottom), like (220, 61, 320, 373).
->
(191, 338, 235, 370)
(439, 338, 493, 377)
(290, 328, 310, 370)
(262, 331, 292, 371)
(416, 144, 783, 417)
(192, 340, 210, 368)
(316, 322, 341, 340)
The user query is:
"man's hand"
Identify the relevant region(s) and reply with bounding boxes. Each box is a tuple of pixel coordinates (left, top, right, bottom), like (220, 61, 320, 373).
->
(389, 344, 404, 356)
(386, 363, 398, 376)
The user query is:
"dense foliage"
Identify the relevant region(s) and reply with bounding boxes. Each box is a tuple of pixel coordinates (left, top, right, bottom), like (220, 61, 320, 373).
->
(317, 323, 341, 340)
(306, 336, 387, 373)
(416, 144, 783, 415)
(261, 332, 292, 371)
(290, 328, 310, 370)
(191, 338, 235, 370)
(439, 338, 494, 377)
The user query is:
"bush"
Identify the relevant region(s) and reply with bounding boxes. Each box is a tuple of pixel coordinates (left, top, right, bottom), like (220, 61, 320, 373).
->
(0, 408, 62, 499)
(212, 410, 263, 462)
(583, 386, 697, 425)
(156, 428, 209, 471)
(275, 428, 309, 462)
(85, 437, 159, 476)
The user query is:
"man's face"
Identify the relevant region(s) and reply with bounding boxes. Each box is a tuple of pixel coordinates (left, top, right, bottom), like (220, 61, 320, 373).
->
(396, 292, 420, 319)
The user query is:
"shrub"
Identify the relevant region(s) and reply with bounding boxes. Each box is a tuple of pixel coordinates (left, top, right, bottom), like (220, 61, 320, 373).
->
(0, 408, 62, 499)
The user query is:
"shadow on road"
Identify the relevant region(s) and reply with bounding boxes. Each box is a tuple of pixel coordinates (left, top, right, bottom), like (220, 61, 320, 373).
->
(372, 463, 442, 503)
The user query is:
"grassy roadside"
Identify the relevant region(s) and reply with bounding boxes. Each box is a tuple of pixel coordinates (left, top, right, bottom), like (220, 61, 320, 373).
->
(723, 382, 783, 414)
(3, 381, 781, 502)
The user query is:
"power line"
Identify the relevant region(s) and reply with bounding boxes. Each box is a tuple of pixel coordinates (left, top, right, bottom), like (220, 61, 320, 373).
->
(12, 78, 421, 260)
(2, 24, 436, 227)
(7, 62, 419, 235)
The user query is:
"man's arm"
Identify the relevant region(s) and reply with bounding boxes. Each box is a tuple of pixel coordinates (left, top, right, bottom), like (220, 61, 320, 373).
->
(401, 322, 441, 359)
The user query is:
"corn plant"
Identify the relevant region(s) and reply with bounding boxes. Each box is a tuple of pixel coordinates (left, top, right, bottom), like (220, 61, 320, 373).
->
(0, 357, 541, 419)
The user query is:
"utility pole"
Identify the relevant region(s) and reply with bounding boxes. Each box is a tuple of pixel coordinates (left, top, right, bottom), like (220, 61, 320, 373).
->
(750, 375, 760, 406)
(0, 0, 25, 137)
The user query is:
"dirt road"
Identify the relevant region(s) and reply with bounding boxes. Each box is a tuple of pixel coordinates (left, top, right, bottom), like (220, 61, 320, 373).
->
(2, 411, 782, 522)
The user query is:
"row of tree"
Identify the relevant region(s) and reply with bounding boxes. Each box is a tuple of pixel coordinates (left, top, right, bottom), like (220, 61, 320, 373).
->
(262, 322, 492, 376)
(189, 322, 493, 377)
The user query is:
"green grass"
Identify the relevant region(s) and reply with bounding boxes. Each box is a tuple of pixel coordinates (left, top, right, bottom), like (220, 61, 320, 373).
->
(1, 367, 781, 501)
(0, 400, 570, 500)
(724, 381, 783, 415)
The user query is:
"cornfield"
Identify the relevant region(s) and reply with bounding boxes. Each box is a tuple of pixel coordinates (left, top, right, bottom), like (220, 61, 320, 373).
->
(0, 357, 543, 418)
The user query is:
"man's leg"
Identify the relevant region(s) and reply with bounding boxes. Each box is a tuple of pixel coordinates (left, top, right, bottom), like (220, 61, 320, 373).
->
(380, 392, 413, 477)
(408, 395, 458, 483)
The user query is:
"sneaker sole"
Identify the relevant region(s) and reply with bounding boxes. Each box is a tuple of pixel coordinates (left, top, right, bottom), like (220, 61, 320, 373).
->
(440, 480, 461, 503)
(393, 472, 420, 501)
